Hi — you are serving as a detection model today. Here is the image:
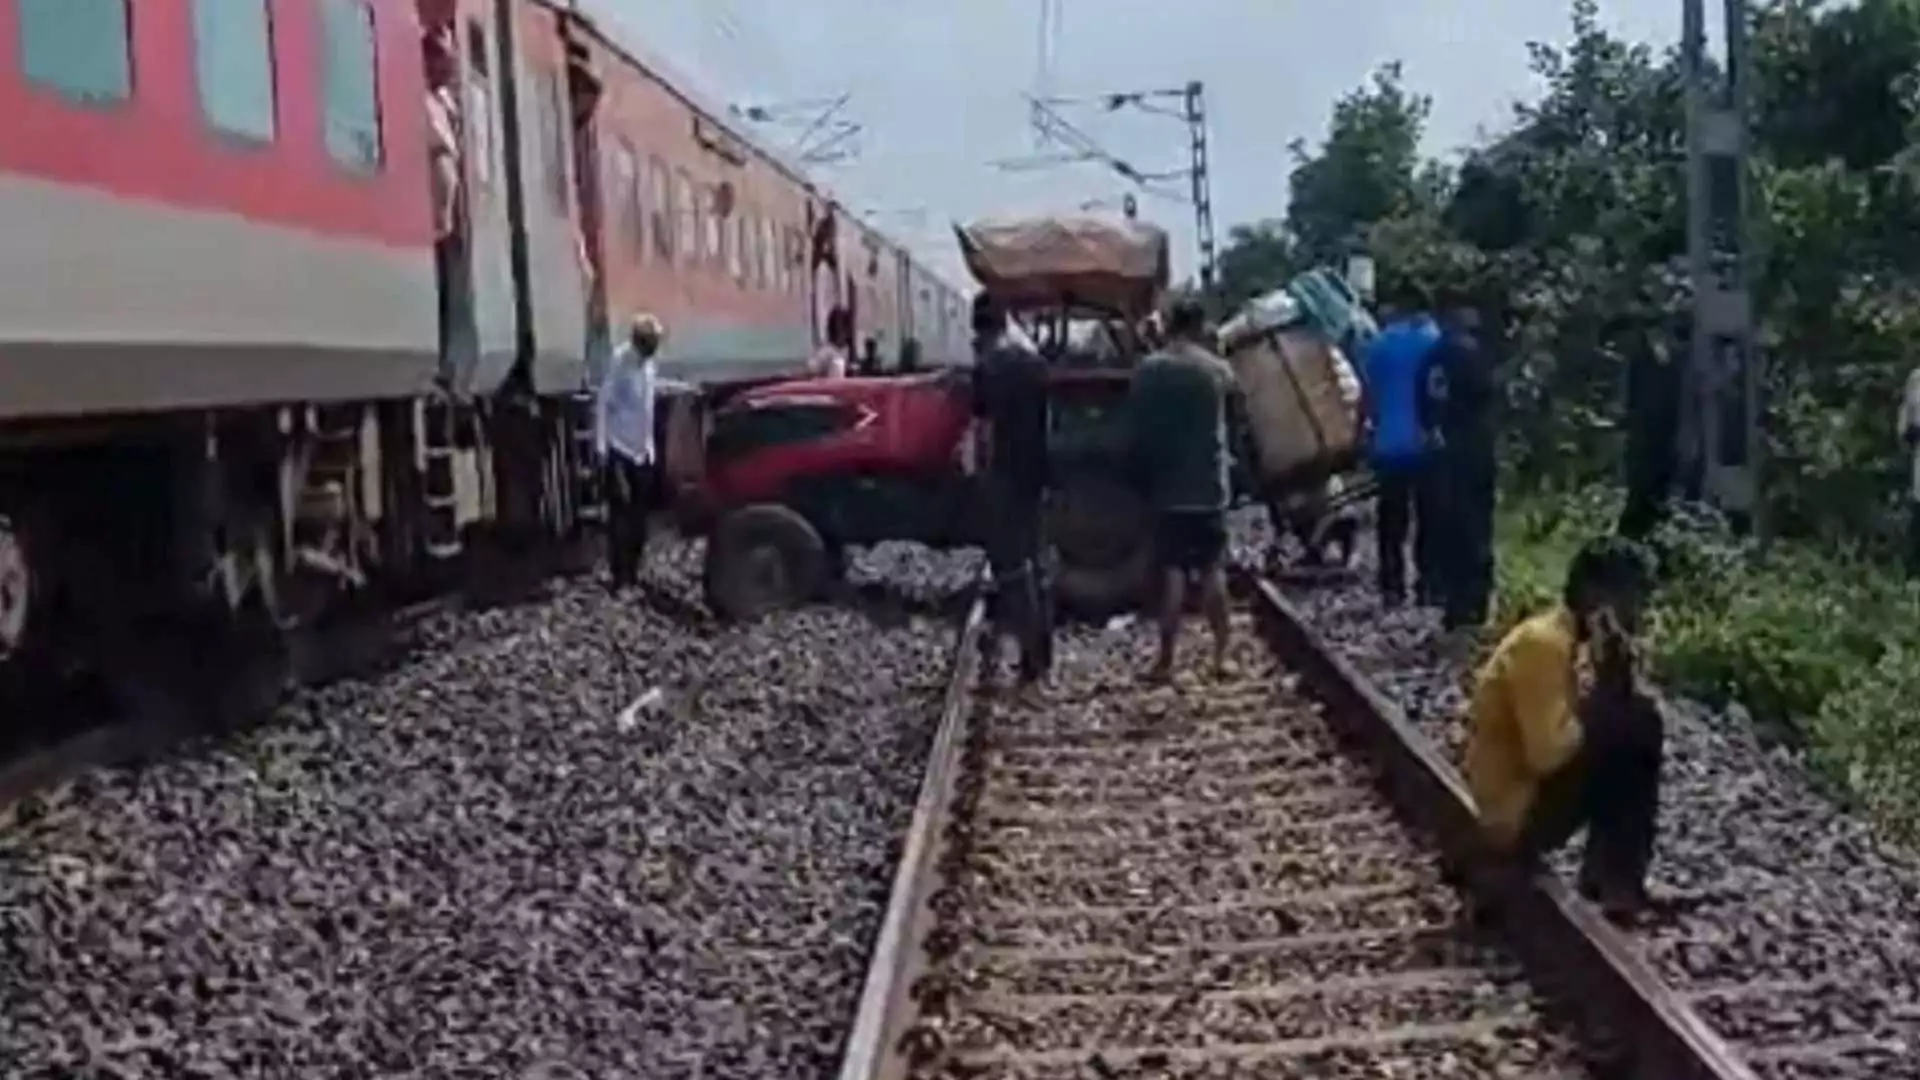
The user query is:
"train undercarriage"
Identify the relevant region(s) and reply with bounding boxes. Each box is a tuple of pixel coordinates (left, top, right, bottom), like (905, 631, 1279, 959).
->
(0, 390, 601, 741)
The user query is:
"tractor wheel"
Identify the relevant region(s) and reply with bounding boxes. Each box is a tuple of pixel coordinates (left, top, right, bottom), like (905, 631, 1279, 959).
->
(0, 500, 67, 691)
(702, 503, 828, 621)
(1047, 472, 1152, 619)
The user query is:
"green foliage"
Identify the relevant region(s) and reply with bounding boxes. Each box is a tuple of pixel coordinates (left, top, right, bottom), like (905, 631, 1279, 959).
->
(1491, 491, 1920, 837)
(1221, 0, 1920, 837)
(1220, 0, 1920, 545)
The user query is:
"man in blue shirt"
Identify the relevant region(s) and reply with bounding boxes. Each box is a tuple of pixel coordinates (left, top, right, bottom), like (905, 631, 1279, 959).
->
(1361, 288, 1442, 606)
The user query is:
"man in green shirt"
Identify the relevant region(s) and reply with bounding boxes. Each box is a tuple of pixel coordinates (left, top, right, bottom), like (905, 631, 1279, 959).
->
(1127, 298, 1238, 682)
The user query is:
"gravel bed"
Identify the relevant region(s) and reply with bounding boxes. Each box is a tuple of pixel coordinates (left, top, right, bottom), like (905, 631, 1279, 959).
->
(0, 540, 979, 1078)
(921, 606, 1596, 1078)
(1270, 518, 1920, 1077)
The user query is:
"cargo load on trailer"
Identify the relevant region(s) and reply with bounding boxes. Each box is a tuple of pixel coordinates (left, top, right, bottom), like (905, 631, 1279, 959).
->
(1219, 285, 1366, 494)
(955, 216, 1171, 317)
(668, 214, 1174, 621)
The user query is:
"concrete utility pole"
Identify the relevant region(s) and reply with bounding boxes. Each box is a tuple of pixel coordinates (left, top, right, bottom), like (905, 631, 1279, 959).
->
(1682, 0, 1763, 539)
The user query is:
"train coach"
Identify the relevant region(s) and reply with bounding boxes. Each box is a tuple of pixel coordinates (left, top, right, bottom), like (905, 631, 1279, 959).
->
(0, 0, 967, 697)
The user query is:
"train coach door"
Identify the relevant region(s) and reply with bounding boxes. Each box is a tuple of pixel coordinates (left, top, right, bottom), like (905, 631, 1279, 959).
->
(558, 17, 608, 383)
(421, 16, 479, 389)
(808, 204, 840, 350)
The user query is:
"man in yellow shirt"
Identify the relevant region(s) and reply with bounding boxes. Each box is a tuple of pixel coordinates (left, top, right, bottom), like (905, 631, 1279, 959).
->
(1465, 536, 1663, 923)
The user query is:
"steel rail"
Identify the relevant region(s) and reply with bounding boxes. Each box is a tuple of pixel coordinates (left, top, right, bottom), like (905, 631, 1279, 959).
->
(835, 572, 1759, 1080)
(1245, 574, 1757, 1080)
(834, 592, 986, 1080)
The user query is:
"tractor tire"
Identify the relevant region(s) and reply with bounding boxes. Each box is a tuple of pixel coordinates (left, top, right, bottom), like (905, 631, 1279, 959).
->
(702, 503, 828, 622)
(1047, 472, 1153, 619)
(0, 505, 59, 698)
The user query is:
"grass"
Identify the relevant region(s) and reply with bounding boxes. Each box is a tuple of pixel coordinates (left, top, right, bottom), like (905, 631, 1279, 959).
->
(1491, 487, 1920, 844)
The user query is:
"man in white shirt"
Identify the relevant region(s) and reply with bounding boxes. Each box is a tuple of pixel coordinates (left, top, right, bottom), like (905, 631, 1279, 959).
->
(597, 314, 664, 590)
(808, 306, 851, 378)
(423, 26, 462, 354)
(1901, 365, 1920, 575)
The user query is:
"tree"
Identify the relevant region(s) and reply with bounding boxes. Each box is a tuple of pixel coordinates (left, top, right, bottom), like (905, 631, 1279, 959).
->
(1215, 0, 1920, 548)
(1283, 62, 1436, 266)
(1212, 221, 1298, 309)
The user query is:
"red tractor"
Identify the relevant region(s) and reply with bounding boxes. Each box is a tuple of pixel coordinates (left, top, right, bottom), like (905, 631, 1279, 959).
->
(661, 216, 1168, 621)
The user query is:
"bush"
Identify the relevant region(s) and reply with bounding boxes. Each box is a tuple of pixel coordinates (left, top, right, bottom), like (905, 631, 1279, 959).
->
(1812, 644, 1920, 844)
(1492, 488, 1920, 836)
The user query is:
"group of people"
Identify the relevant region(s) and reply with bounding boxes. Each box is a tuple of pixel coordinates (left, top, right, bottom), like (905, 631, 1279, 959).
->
(973, 284, 1672, 922)
(1361, 286, 1498, 653)
(594, 290, 1672, 922)
(1362, 288, 1671, 921)
(807, 307, 898, 378)
(967, 292, 1240, 700)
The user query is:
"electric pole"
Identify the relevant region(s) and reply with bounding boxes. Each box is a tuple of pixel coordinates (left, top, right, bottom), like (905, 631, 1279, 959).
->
(1001, 85, 1218, 295)
(1183, 81, 1217, 296)
(1682, 0, 1762, 538)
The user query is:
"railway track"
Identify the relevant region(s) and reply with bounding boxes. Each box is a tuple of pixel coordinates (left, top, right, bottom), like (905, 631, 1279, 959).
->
(839, 576, 1760, 1080)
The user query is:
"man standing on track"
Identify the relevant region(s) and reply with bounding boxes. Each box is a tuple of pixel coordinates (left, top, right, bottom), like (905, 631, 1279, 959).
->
(969, 293, 1055, 701)
(1427, 296, 1501, 654)
(1360, 288, 1442, 606)
(1127, 297, 1238, 684)
(595, 314, 664, 592)
(1465, 536, 1667, 923)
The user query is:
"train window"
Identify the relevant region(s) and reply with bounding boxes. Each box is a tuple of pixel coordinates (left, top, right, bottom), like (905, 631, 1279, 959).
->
(784, 227, 803, 293)
(610, 140, 641, 256)
(192, 0, 276, 142)
(17, 0, 132, 106)
(744, 216, 758, 288)
(729, 214, 747, 282)
(760, 219, 774, 290)
(320, 0, 382, 171)
(676, 170, 698, 261)
(754, 217, 771, 290)
(744, 216, 758, 285)
(648, 156, 673, 261)
(702, 187, 722, 267)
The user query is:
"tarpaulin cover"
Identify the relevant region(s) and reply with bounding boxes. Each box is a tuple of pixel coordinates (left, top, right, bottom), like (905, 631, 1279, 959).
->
(955, 216, 1170, 316)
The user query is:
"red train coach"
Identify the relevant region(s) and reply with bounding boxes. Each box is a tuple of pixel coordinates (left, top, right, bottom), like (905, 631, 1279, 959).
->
(0, 0, 963, 700)
(0, 0, 478, 693)
(0, 0, 438, 419)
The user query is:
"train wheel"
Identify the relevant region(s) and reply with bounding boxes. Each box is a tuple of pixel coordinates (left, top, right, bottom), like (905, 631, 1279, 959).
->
(0, 507, 55, 684)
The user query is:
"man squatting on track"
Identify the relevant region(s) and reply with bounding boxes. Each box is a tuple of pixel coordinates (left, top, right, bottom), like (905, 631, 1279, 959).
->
(594, 314, 664, 591)
(1127, 297, 1239, 683)
(1465, 536, 1668, 924)
(969, 293, 1056, 700)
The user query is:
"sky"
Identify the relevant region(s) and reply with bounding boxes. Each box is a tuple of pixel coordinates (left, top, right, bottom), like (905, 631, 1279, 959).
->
(580, 0, 1703, 287)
